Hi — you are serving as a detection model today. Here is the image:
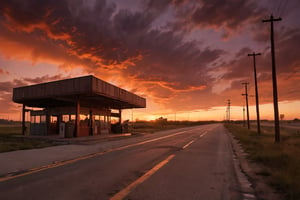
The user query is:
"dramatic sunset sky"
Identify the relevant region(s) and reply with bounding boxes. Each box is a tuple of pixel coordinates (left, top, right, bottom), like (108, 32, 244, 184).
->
(0, 0, 299, 121)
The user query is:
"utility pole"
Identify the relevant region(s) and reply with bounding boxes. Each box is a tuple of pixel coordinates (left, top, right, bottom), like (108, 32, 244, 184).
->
(242, 83, 250, 129)
(248, 52, 261, 134)
(262, 15, 282, 143)
(227, 99, 231, 121)
(242, 104, 246, 127)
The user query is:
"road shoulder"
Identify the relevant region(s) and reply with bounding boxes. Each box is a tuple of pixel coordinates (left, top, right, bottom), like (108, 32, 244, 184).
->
(226, 127, 282, 200)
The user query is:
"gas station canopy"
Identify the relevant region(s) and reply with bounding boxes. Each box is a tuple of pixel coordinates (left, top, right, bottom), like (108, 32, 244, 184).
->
(13, 75, 146, 109)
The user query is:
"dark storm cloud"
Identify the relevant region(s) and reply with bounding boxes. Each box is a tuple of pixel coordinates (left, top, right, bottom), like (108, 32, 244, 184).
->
(206, 47, 254, 90)
(276, 30, 300, 73)
(211, 27, 300, 105)
(0, 0, 164, 67)
(0, 0, 225, 93)
(118, 25, 226, 96)
(23, 74, 69, 84)
(0, 81, 18, 93)
(1, 0, 299, 113)
(191, 0, 263, 29)
(111, 2, 226, 93)
(171, 0, 267, 39)
(142, 0, 187, 14)
(0, 75, 68, 93)
(145, 0, 173, 12)
(246, 27, 300, 78)
(0, 0, 71, 39)
(0, 75, 69, 113)
(0, 0, 127, 64)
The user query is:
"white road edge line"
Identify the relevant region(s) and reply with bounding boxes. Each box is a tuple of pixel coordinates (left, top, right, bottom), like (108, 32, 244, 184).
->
(113, 130, 188, 151)
(110, 154, 175, 200)
(182, 140, 195, 149)
(200, 131, 208, 138)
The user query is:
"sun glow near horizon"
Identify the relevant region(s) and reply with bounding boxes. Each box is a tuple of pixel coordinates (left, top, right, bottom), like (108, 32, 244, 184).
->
(121, 100, 300, 122)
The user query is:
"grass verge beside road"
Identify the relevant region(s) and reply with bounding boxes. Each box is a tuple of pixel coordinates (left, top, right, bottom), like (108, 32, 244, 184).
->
(0, 125, 57, 153)
(225, 123, 300, 200)
(0, 134, 57, 153)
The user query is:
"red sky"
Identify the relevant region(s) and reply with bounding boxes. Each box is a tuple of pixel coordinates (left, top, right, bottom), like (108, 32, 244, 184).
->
(0, 0, 300, 121)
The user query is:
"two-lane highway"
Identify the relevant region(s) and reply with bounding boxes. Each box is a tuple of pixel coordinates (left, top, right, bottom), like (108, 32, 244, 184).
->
(0, 124, 251, 200)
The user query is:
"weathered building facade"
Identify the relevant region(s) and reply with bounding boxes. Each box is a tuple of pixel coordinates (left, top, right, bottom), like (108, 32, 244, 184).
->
(13, 75, 146, 137)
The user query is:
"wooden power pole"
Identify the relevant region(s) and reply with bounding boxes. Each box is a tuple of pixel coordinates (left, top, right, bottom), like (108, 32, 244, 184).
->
(227, 99, 231, 121)
(248, 52, 261, 134)
(243, 104, 246, 127)
(242, 83, 250, 129)
(262, 15, 282, 143)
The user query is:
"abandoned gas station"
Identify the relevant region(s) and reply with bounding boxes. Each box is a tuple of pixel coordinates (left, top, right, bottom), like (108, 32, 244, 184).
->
(13, 75, 146, 138)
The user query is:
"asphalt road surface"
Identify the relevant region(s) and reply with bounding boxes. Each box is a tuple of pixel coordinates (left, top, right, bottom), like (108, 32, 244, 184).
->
(0, 124, 251, 200)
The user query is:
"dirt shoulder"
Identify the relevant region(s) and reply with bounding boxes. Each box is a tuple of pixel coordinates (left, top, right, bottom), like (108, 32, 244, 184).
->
(227, 128, 282, 200)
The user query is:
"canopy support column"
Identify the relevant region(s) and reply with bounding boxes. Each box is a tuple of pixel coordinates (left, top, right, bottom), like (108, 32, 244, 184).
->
(89, 109, 93, 136)
(119, 109, 122, 124)
(22, 104, 26, 135)
(75, 99, 80, 137)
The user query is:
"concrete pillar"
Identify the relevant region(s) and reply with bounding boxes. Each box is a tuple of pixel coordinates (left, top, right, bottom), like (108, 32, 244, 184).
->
(119, 109, 122, 133)
(22, 104, 26, 135)
(89, 109, 93, 136)
(75, 99, 80, 137)
(119, 109, 122, 124)
(46, 109, 50, 136)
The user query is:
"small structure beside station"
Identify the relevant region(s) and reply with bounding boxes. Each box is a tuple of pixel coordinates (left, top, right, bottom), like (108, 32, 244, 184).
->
(12, 75, 146, 137)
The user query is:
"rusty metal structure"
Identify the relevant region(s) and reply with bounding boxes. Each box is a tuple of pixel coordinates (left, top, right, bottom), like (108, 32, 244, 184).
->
(13, 75, 146, 137)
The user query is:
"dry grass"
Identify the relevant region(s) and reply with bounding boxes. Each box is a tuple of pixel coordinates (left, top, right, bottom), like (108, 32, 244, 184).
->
(0, 135, 57, 153)
(225, 123, 300, 200)
(0, 126, 22, 135)
(0, 125, 57, 153)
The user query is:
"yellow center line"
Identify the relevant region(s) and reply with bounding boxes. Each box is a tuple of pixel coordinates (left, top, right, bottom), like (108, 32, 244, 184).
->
(0, 130, 188, 182)
(110, 154, 175, 200)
